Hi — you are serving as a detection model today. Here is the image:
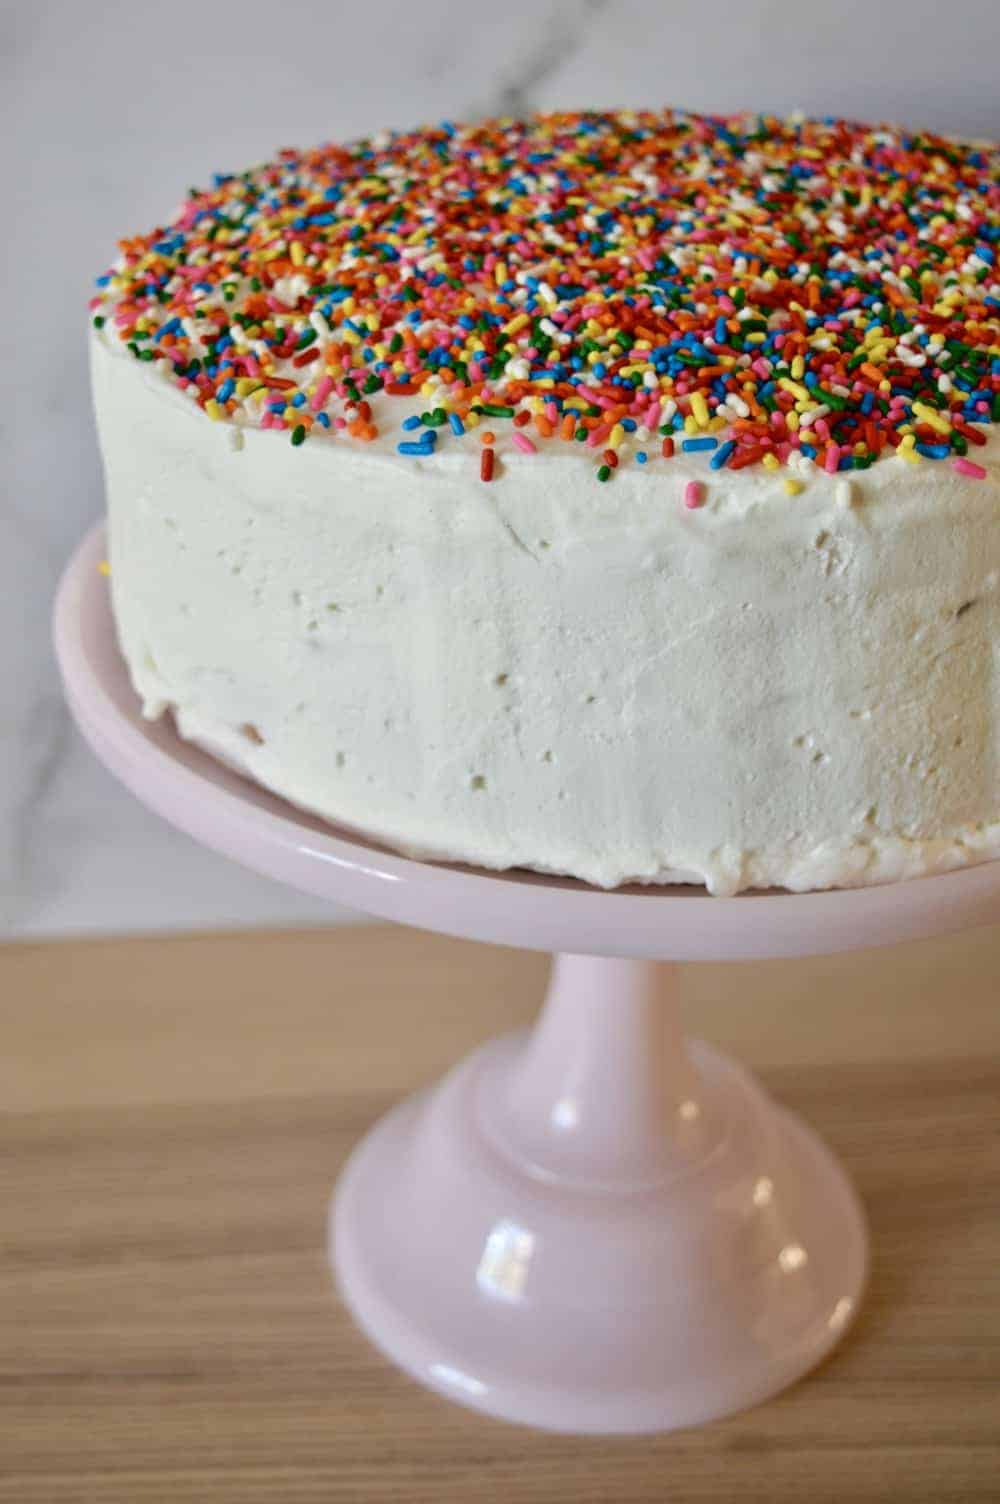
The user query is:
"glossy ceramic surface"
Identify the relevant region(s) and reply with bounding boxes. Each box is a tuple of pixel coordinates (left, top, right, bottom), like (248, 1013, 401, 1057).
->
(54, 525, 996, 1432)
(334, 955, 867, 1432)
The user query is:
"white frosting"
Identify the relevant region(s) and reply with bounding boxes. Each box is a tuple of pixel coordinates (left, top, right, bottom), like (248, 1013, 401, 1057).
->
(91, 332, 1000, 894)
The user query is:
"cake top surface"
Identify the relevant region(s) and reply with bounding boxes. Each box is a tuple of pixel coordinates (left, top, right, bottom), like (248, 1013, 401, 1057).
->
(92, 109, 999, 490)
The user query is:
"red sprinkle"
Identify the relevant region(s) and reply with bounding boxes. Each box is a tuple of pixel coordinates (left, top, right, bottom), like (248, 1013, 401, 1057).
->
(953, 419, 988, 447)
(480, 447, 495, 482)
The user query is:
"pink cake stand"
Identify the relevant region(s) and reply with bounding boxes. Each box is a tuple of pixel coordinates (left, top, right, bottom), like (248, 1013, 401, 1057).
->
(55, 524, 1000, 1434)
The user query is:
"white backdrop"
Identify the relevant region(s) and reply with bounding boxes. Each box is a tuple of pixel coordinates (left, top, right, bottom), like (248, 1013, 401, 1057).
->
(4, 0, 999, 936)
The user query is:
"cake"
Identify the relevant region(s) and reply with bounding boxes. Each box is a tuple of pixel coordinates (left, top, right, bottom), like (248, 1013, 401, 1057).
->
(89, 110, 1000, 894)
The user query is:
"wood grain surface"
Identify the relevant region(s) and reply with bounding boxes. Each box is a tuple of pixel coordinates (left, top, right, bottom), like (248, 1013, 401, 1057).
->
(2, 921, 999, 1503)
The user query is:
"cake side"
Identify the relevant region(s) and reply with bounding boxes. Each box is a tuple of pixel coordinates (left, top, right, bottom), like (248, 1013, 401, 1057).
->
(92, 331, 1000, 894)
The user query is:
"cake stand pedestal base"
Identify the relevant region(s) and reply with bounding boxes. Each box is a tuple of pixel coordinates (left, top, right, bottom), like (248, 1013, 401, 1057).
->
(333, 954, 867, 1433)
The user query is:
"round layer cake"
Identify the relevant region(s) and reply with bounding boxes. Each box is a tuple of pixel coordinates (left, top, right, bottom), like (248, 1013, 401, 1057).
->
(89, 110, 1000, 894)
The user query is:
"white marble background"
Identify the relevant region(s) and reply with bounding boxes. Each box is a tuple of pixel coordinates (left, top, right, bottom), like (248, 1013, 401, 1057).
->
(4, 0, 999, 936)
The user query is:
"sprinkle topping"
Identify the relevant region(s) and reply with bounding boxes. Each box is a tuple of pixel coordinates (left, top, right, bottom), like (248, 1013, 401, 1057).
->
(92, 109, 999, 484)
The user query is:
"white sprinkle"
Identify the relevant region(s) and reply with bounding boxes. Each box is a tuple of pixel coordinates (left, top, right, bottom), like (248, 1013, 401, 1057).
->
(836, 480, 857, 510)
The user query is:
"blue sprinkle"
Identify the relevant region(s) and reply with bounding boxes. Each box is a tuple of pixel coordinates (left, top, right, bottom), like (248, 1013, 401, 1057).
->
(401, 415, 422, 431)
(714, 316, 728, 344)
(397, 441, 435, 456)
(448, 412, 465, 436)
(915, 442, 950, 459)
(636, 451, 648, 464)
(216, 379, 235, 403)
(316, 412, 331, 428)
(681, 436, 719, 453)
(621, 417, 637, 432)
(710, 440, 736, 469)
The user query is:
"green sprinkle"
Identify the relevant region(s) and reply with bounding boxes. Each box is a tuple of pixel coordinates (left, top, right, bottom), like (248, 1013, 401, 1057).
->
(479, 403, 515, 418)
(291, 424, 306, 446)
(597, 464, 611, 482)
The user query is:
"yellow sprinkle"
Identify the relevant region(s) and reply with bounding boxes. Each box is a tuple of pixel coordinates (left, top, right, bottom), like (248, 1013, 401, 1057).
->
(204, 399, 224, 421)
(494, 261, 508, 286)
(690, 392, 710, 428)
(683, 414, 699, 435)
(779, 378, 810, 403)
(98, 559, 111, 576)
(786, 410, 800, 432)
(762, 453, 780, 470)
(465, 411, 480, 429)
(609, 423, 625, 449)
(791, 355, 805, 380)
(503, 313, 530, 336)
(912, 401, 951, 435)
(783, 479, 803, 496)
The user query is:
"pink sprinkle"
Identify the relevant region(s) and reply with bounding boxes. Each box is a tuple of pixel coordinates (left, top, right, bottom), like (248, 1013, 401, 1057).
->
(953, 457, 987, 480)
(586, 422, 613, 448)
(511, 430, 537, 455)
(684, 480, 704, 510)
(824, 444, 840, 474)
(310, 375, 334, 412)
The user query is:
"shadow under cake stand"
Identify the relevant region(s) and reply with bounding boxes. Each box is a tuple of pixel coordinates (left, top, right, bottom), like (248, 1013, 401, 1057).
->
(55, 524, 1000, 1434)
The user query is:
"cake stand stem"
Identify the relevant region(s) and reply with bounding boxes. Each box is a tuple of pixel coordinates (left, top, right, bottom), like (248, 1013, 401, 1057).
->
(334, 947, 868, 1432)
(491, 955, 718, 1185)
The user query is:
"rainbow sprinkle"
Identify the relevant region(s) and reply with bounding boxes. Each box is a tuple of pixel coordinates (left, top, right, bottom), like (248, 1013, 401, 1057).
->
(91, 110, 1000, 488)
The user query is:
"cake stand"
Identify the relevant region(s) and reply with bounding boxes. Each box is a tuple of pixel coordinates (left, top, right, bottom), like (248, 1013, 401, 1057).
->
(54, 524, 1000, 1434)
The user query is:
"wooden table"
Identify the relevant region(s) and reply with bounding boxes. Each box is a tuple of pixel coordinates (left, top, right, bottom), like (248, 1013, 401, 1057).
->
(2, 922, 998, 1502)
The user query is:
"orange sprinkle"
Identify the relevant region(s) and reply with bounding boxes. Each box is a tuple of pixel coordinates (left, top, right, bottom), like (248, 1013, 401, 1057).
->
(480, 429, 496, 445)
